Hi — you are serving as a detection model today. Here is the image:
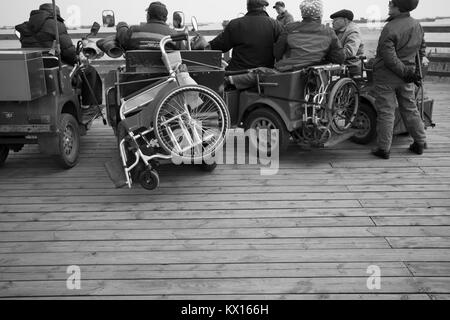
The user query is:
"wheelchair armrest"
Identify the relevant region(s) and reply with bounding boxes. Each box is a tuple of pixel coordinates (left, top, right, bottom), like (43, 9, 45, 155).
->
(225, 69, 251, 76)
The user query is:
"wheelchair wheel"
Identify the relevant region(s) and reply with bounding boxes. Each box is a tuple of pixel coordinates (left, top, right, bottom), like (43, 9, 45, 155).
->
(139, 169, 160, 190)
(0, 145, 9, 167)
(328, 78, 359, 135)
(153, 85, 229, 162)
(200, 162, 217, 172)
(351, 102, 377, 145)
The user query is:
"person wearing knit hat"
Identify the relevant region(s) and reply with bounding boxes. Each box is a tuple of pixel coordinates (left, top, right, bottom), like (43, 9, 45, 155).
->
(116, 1, 183, 51)
(299, 0, 323, 19)
(330, 9, 365, 76)
(371, 0, 427, 159)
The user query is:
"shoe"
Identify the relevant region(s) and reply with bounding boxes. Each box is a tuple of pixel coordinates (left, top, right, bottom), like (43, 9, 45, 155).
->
(371, 148, 390, 160)
(409, 142, 425, 155)
(81, 105, 103, 124)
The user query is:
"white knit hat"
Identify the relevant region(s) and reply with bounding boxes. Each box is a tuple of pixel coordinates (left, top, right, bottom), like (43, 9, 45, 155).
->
(300, 0, 324, 18)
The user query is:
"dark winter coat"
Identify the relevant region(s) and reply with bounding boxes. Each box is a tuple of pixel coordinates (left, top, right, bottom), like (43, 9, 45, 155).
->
(373, 12, 426, 84)
(15, 8, 77, 66)
(209, 10, 284, 71)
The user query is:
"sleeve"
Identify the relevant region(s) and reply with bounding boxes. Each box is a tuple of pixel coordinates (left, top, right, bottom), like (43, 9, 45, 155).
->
(209, 24, 233, 53)
(379, 28, 407, 78)
(326, 31, 345, 65)
(419, 25, 426, 60)
(343, 31, 362, 59)
(273, 28, 288, 61)
(57, 22, 77, 66)
(115, 22, 132, 49)
(286, 14, 294, 25)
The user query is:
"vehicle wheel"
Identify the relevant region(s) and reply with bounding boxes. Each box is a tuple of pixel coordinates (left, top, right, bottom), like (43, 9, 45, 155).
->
(351, 102, 377, 145)
(244, 108, 290, 154)
(0, 145, 9, 167)
(153, 85, 230, 162)
(200, 162, 217, 172)
(54, 113, 80, 169)
(139, 169, 160, 190)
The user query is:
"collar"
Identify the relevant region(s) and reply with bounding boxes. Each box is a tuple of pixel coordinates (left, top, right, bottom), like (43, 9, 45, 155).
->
(145, 19, 168, 25)
(387, 11, 410, 22)
(246, 10, 269, 17)
(302, 17, 322, 23)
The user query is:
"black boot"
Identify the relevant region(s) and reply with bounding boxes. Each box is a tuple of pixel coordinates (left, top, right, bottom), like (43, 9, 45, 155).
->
(409, 142, 425, 155)
(371, 148, 390, 160)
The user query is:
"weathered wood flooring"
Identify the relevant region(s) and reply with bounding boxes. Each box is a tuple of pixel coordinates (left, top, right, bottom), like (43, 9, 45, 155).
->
(0, 81, 449, 300)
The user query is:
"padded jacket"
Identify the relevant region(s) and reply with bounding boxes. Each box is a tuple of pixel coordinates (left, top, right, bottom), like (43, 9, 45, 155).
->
(15, 8, 77, 66)
(336, 22, 365, 66)
(209, 10, 284, 71)
(273, 18, 345, 71)
(373, 12, 426, 84)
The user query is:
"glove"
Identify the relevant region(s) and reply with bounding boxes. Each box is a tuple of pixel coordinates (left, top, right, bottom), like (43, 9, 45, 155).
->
(191, 35, 209, 50)
(403, 68, 422, 86)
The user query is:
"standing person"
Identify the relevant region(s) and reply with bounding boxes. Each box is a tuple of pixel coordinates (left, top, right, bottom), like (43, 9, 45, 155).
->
(330, 9, 365, 76)
(192, 0, 284, 71)
(371, 0, 427, 160)
(273, 1, 294, 26)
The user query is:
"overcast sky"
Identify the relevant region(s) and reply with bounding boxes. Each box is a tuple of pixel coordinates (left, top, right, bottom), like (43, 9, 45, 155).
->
(1, 0, 449, 27)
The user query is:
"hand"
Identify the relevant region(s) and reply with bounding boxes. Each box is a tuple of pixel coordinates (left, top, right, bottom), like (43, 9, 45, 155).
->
(422, 56, 430, 67)
(191, 35, 209, 50)
(403, 68, 422, 85)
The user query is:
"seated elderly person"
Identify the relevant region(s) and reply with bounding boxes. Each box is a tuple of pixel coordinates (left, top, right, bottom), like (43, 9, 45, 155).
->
(116, 1, 183, 51)
(229, 0, 345, 89)
(330, 9, 365, 76)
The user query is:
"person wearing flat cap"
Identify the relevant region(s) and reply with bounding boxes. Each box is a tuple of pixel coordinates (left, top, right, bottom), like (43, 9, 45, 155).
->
(330, 9, 365, 76)
(116, 1, 181, 51)
(371, 0, 428, 160)
(273, 2, 294, 26)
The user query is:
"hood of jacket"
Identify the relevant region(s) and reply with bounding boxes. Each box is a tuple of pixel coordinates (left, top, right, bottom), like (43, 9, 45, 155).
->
(28, 9, 64, 34)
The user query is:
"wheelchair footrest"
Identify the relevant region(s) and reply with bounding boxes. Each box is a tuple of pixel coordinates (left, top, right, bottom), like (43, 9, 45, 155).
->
(105, 156, 128, 189)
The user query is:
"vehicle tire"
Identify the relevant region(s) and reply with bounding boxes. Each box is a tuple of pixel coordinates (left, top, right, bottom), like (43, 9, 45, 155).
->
(351, 102, 377, 145)
(54, 113, 80, 169)
(244, 108, 290, 154)
(200, 162, 217, 172)
(0, 145, 9, 167)
(139, 169, 160, 190)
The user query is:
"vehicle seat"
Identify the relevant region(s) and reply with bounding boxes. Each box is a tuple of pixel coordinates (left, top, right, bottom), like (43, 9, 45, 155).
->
(262, 69, 307, 101)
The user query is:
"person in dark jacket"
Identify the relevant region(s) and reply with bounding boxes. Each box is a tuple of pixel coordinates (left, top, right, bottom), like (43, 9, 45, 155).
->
(15, 3, 102, 124)
(273, 1, 294, 26)
(228, 0, 345, 89)
(15, 3, 76, 65)
(193, 0, 283, 71)
(371, 0, 427, 159)
(116, 1, 180, 51)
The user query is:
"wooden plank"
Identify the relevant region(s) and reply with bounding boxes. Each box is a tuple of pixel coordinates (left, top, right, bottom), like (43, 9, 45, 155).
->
(424, 26, 450, 33)
(1, 207, 448, 223)
(407, 262, 450, 277)
(0, 262, 409, 281)
(427, 42, 450, 48)
(427, 71, 450, 77)
(388, 237, 450, 249)
(0, 238, 392, 254)
(0, 294, 432, 300)
(1, 227, 450, 242)
(0, 277, 446, 297)
(373, 216, 450, 226)
(0, 217, 375, 232)
(0, 249, 449, 266)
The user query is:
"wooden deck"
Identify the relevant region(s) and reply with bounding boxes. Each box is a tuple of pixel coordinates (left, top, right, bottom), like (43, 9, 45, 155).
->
(0, 81, 450, 300)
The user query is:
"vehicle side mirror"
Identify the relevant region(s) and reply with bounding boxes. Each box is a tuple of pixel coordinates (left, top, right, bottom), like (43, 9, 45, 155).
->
(90, 22, 101, 36)
(102, 10, 115, 28)
(14, 30, 21, 40)
(173, 11, 185, 30)
(191, 16, 199, 32)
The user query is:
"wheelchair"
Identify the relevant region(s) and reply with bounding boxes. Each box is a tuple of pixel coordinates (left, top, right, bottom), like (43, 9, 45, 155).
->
(225, 63, 360, 153)
(105, 34, 230, 190)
